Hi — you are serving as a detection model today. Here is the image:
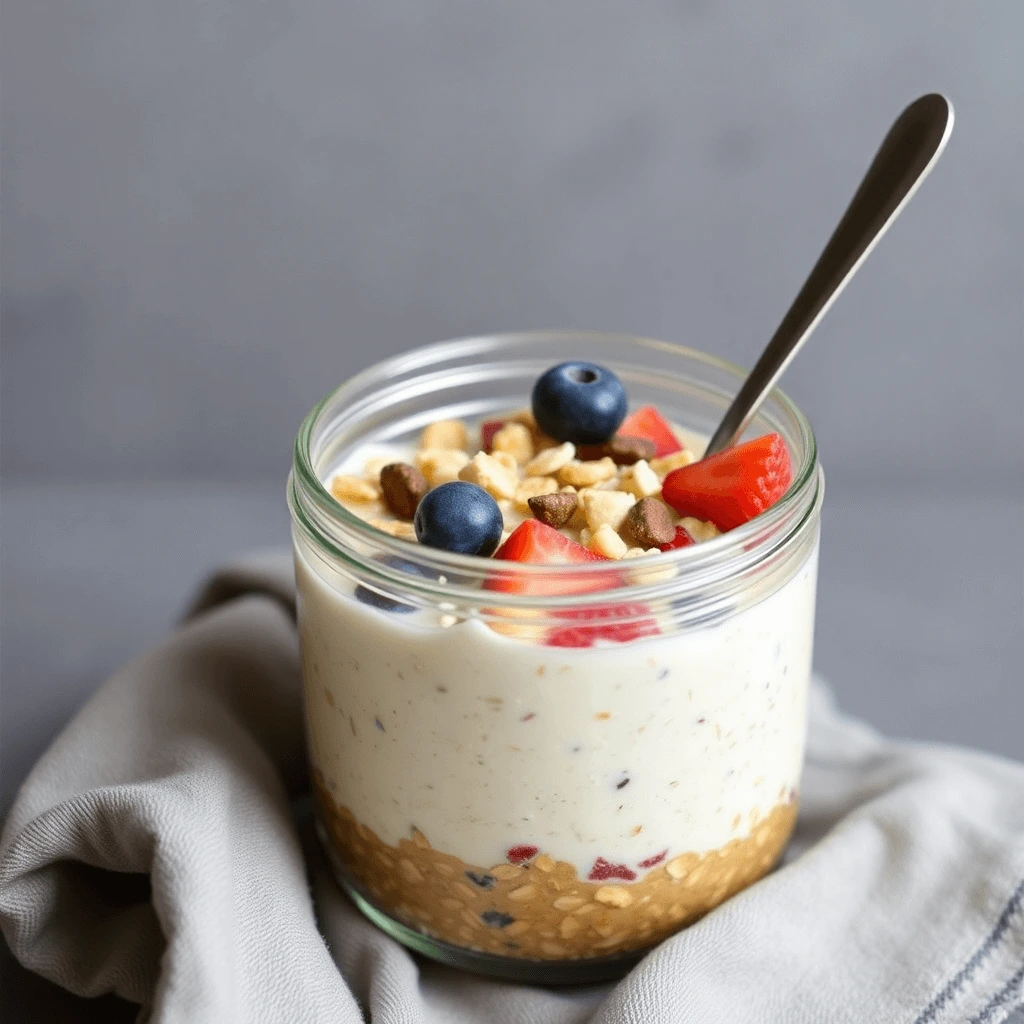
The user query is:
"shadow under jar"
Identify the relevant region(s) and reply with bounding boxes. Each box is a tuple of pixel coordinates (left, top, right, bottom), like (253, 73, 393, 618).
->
(288, 332, 823, 984)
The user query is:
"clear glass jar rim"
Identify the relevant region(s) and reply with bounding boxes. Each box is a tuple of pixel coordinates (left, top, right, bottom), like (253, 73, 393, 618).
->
(289, 331, 821, 609)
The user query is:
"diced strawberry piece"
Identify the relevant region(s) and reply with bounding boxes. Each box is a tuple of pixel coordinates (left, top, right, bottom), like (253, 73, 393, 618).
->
(486, 520, 616, 598)
(659, 525, 695, 551)
(545, 602, 660, 648)
(493, 519, 604, 565)
(661, 433, 792, 532)
(638, 849, 668, 869)
(480, 420, 505, 451)
(588, 857, 637, 882)
(507, 844, 538, 864)
(617, 405, 682, 458)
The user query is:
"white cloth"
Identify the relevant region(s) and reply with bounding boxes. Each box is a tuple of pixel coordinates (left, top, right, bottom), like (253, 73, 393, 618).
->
(2, 552, 1022, 1024)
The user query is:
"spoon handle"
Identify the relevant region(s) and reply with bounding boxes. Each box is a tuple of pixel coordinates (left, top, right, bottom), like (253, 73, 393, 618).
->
(704, 93, 954, 457)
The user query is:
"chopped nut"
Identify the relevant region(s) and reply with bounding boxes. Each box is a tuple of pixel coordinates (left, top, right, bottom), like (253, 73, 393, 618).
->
(558, 457, 617, 487)
(620, 497, 676, 549)
(331, 474, 380, 503)
(508, 884, 537, 902)
(368, 518, 418, 541)
(491, 422, 535, 463)
(678, 516, 722, 542)
(527, 490, 578, 528)
(620, 459, 662, 499)
(399, 858, 424, 883)
(588, 523, 629, 559)
(421, 419, 467, 451)
(416, 448, 471, 486)
(650, 449, 696, 477)
(459, 452, 517, 500)
(490, 449, 519, 473)
(534, 854, 556, 872)
(380, 463, 428, 519)
(552, 895, 586, 911)
(411, 827, 431, 849)
(525, 442, 576, 476)
(577, 435, 657, 465)
(559, 915, 582, 939)
(514, 476, 560, 512)
(490, 863, 524, 880)
(508, 408, 537, 430)
(623, 547, 649, 558)
(581, 489, 635, 531)
(579, 527, 592, 547)
(594, 885, 634, 908)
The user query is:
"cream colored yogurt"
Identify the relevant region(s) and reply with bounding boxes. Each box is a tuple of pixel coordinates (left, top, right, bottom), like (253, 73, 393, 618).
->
(296, 433, 818, 880)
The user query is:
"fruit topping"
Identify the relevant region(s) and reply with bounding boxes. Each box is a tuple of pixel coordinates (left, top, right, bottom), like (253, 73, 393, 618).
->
(413, 481, 504, 556)
(379, 462, 428, 520)
(354, 555, 439, 613)
(619, 497, 676, 549)
(587, 857, 637, 882)
(546, 602, 659, 648)
(487, 519, 616, 598)
(531, 362, 627, 445)
(492, 519, 605, 567)
(638, 849, 668, 869)
(507, 844, 539, 864)
(526, 491, 578, 529)
(480, 419, 505, 451)
(659, 525, 696, 551)
(661, 432, 792, 532)
(617, 405, 682, 458)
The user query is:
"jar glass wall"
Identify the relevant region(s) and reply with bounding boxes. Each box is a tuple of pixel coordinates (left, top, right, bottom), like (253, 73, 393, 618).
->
(289, 332, 823, 983)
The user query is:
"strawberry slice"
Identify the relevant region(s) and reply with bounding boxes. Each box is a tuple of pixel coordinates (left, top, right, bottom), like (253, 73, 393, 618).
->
(486, 520, 615, 598)
(488, 523, 658, 643)
(659, 525, 695, 551)
(546, 602, 660, 648)
(617, 405, 682, 458)
(661, 433, 792, 532)
(480, 419, 505, 451)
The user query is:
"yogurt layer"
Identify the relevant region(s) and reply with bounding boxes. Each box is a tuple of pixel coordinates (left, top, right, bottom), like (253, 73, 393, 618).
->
(297, 530, 817, 878)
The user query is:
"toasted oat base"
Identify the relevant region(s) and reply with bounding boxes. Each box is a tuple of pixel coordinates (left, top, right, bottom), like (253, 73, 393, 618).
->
(313, 773, 797, 960)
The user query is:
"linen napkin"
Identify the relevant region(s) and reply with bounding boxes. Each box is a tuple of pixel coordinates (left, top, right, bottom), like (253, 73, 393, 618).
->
(1, 552, 1022, 1024)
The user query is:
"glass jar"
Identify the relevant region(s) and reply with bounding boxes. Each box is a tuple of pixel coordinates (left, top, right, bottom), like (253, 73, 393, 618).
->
(288, 332, 823, 984)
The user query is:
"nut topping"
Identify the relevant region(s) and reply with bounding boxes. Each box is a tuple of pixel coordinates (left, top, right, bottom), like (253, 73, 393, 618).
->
(619, 497, 676, 549)
(577, 435, 657, 465)
(527, 491, 578, 529)
(380, 463, 428, 519)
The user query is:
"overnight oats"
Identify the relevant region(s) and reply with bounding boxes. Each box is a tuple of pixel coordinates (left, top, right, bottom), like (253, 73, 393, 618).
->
(288, 332, 823, 982)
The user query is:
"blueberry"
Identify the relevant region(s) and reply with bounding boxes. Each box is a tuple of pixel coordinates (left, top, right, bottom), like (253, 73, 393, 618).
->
(531, 362, 627, 445)
(354, 554, 437, 613)
(413, 481, 503, 557)
(480, 910, 515, 928)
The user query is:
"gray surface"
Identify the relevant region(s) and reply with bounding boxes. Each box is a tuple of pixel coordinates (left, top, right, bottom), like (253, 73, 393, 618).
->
(2, 0, 1023, 487)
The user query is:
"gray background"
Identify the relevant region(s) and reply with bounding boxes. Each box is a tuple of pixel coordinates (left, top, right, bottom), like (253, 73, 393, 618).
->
(2, 1, 1022, 1020)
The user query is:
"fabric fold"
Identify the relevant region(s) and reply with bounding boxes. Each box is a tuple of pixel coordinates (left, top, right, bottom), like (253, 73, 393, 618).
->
(2, 553, 1022, 1023)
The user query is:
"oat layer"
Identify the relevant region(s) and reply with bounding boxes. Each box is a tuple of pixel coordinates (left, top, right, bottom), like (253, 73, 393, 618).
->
(313, 774, 798, 960)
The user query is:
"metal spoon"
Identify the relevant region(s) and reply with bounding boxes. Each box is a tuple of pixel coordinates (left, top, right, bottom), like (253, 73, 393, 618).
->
(704, 93, 954, 457)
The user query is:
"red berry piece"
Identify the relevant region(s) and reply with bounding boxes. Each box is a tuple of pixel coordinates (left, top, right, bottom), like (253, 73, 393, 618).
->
(546, 602, 659, 648)
(617, 405, 682, 458)
(507, 844, 539, 864)
(487, 520, 618, 599)
(481, 420, 505, 451)
(588, 857, 637, 882)
(659, 525, 695, 551)
(661, 432, 793, 532)
(638, 849, 668, 869)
